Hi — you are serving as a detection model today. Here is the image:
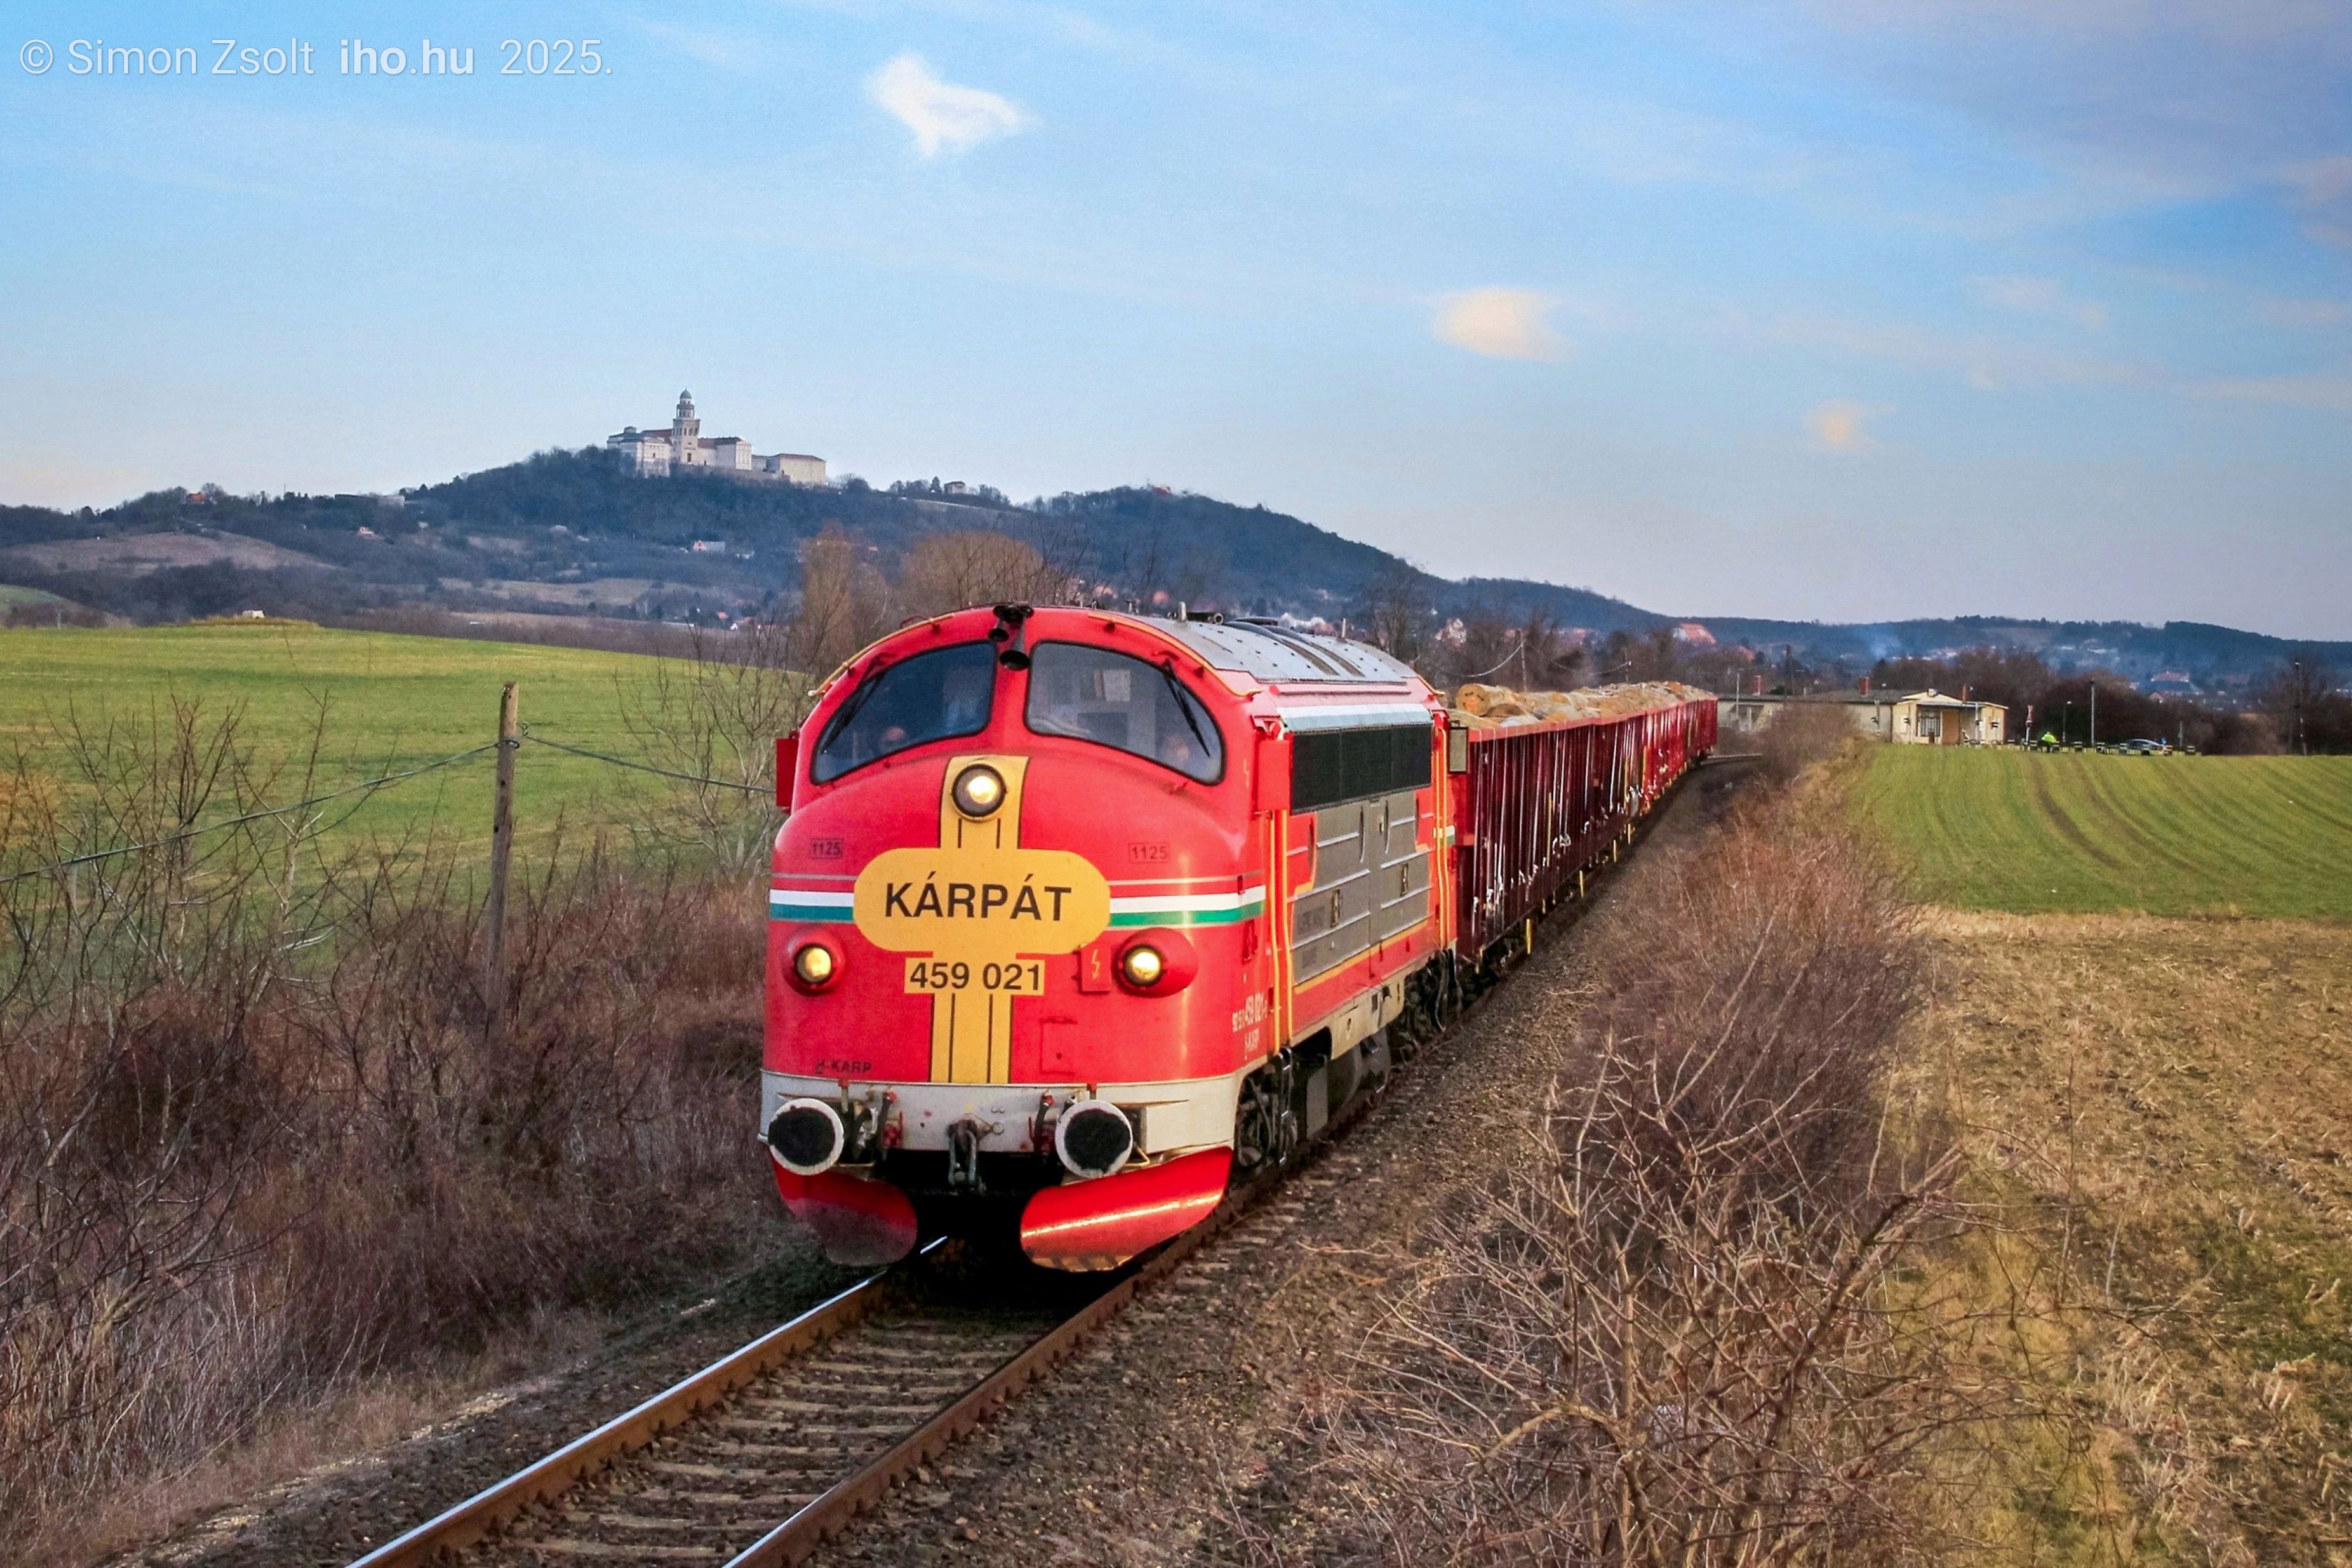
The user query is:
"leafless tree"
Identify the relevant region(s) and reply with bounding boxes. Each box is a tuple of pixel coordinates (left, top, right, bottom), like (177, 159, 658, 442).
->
(1360, 561, 1437, 666)
(2257, 653, 2342, 755)
(896, 529, 1068, 620)
(787, 526, 895, 678)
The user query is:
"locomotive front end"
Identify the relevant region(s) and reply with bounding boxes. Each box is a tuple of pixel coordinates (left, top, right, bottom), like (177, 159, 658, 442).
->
(763, 605, 1266, 1270)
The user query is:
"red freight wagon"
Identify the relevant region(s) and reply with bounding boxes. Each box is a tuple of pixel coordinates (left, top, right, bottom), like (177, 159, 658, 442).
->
(761, 605, 1710, 1273)
(1449, 693, 1717, 960)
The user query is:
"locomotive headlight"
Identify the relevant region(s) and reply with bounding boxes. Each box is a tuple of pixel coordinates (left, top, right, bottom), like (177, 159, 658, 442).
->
(951, 763, 1006, 818)
(1117, 943, 1166, 989)
(1111, 930, 1197, 995)
(791, 941, 838, 989)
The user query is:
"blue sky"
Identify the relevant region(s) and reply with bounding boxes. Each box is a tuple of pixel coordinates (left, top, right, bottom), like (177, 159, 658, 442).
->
(2, 1, 2347, 635)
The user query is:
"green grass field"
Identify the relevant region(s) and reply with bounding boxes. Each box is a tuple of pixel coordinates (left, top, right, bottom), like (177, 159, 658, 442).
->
(1848, 746, 2352, 919)
(2, 624, 706, 859)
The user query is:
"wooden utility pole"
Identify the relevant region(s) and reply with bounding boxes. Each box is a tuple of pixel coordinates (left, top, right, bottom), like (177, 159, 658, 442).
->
(484, 681, 518, 1036)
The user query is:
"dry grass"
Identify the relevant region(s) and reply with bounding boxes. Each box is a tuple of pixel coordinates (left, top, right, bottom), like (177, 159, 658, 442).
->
(1257, 790, 1998, 1566)
(1913, 911, 2352, 1563)
(64, 1315, 606, 1565)
(0, 699, 773, 1564)
(1754, 700, 1859, 784)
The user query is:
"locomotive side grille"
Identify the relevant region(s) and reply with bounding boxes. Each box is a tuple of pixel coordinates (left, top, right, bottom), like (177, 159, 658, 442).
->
(1289, 785, 1428, 982)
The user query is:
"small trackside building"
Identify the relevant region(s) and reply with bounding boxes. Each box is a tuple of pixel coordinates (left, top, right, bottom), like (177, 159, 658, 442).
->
(1888, 689, 2005, 745)
(1718, 689, 2006, 745)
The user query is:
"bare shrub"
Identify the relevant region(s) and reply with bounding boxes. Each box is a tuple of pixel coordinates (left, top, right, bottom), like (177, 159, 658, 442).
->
(615, 621, 809, 875)
(1307, 799, 1980, 1566)
(1753, 699, 1855, 782)
(0, 701, 768, 1551)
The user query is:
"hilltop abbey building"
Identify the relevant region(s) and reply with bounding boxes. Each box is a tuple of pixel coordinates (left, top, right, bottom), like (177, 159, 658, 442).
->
(607, 392, 826, 485)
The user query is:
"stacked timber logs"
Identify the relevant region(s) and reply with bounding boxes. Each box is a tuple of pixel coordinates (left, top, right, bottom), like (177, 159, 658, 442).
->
(1452, 680, 1710, 727)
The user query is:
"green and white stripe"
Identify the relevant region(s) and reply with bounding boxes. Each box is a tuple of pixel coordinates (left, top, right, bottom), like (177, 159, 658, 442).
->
(1108, 886, 1266, 928)
(768, 889, 855, 923)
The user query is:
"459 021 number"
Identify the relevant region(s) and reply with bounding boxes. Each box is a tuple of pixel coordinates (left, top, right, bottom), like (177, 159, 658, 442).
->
(904, 958, 1044, 995)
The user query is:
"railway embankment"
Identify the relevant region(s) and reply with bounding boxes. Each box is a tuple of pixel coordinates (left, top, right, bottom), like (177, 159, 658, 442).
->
(791, 761, 1837, 1566)
(99, 761, 1751, 1568)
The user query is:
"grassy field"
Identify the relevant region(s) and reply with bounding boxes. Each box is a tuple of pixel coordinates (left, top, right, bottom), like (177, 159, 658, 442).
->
(1848, 746, 2352, 919)
(1916, 911, 2352, 1561)
(0, 624, 703, 858)
(1843, 745, 2352, 1551)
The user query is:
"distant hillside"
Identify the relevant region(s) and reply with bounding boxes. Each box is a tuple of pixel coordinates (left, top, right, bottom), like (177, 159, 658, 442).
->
(0, 450, 1657, 632)
(1, 449, 2341, 684)
(1696, 615, 2352, 690)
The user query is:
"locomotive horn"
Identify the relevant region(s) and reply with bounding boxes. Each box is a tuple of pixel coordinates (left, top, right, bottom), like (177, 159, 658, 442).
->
(990, 602, 1034, 669)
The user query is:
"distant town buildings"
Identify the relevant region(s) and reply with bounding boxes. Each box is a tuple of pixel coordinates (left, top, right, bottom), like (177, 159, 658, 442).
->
(607, 392, 826, 485)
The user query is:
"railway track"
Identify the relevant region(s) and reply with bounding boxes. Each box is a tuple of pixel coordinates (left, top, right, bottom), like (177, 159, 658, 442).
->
(344, 778, 1709, 1568)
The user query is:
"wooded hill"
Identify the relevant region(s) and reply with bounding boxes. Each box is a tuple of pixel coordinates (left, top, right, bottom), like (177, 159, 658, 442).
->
(2, 447, 2342, 686)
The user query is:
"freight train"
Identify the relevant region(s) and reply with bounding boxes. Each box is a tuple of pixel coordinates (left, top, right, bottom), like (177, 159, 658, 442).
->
(761, 604, 1715, 1270)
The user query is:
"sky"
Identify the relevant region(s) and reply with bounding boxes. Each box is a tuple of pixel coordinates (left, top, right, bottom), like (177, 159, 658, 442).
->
(1, 2, 2347, 636)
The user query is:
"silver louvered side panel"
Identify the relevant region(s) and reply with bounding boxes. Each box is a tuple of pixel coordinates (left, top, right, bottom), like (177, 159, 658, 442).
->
(1290, 788, 1428, 983)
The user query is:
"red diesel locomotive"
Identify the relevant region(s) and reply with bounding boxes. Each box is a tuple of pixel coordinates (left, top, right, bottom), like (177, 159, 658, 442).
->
(763, 604, 1714, 1270)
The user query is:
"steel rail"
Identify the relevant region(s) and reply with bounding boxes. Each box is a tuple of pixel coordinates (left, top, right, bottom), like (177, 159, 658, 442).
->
(343, 763, 1704, 1568)
(722, 762, 1702, 1565)
(723, 1198, 1221, 1566)
(341, 1255, 923, 1568)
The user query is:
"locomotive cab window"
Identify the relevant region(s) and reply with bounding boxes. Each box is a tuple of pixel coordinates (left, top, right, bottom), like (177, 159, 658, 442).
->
(1024, 642, 1224, 784)
(810, 641, 997, 782)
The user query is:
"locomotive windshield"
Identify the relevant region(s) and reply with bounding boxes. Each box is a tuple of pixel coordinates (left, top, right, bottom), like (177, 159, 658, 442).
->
(810, 641, 997, 781)
(1024, 642, 1224, 784)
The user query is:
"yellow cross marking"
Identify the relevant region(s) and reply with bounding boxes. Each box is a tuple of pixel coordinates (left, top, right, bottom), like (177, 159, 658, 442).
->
(850, 754, 1111, 1084)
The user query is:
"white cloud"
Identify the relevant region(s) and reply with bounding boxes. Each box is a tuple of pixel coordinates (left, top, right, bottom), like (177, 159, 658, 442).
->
(867, 53, 1031, 158)
(1805, 0, 2339, 44)
(1756, 311, 2152, 392)
(1432, 289, 1569, 362)
(1970, 274, 2108, 329)
(2252, 294, 2350, 329)
(1805, 399, 1890, 450)
(2193, 370, 2352, 413)
(2284, 155, 2352, 249)
(1761, 310, 2352, 413)
(633, 18, 772, 76)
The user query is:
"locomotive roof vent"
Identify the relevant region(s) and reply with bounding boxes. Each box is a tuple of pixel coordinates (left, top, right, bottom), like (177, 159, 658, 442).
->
(1158, 617, 1418, 686)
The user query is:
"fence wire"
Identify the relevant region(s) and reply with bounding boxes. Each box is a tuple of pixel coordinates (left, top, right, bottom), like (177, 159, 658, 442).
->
(4, 719, 777, 887)
(1, 741, 500, 886)
(517, 729, 770, 795)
